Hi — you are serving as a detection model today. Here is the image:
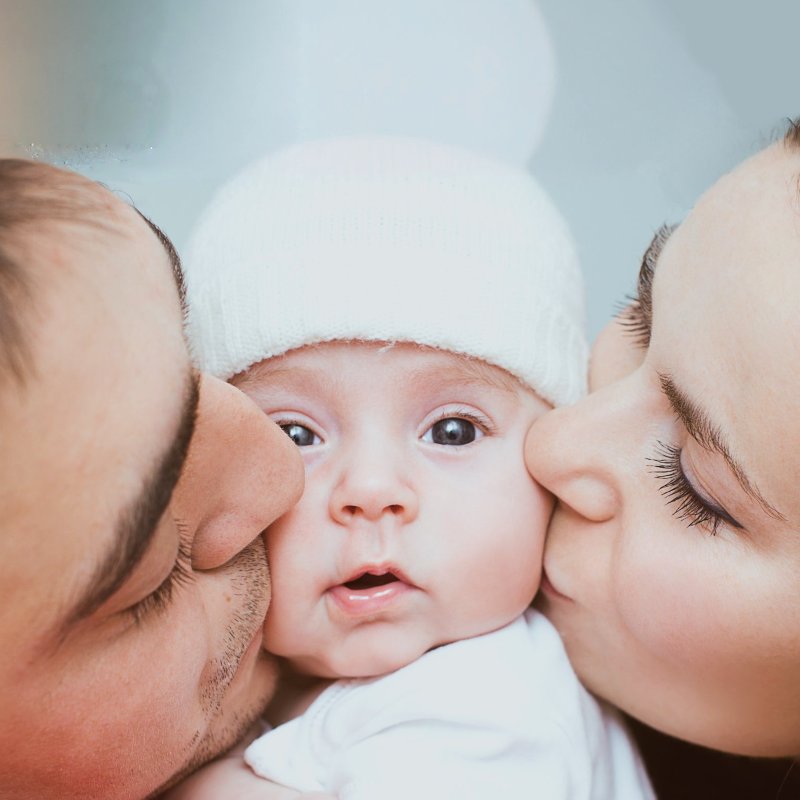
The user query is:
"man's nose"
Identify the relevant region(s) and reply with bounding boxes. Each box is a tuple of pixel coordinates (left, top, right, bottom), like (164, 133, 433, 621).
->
(172, 374, 304, 570)
(328, 440, 419, 526)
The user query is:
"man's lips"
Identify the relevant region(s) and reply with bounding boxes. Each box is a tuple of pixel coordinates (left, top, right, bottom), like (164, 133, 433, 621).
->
(328, 565, 415, 617)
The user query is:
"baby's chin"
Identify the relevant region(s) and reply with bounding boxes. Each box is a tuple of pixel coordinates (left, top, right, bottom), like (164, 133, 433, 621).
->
(313, 630, 493, 680)
(293, 613, 532, 680)
(306, 638, 441, 680)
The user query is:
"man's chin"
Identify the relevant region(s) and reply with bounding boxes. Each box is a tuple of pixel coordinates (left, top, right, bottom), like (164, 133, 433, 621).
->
(147, 652, 278, 798)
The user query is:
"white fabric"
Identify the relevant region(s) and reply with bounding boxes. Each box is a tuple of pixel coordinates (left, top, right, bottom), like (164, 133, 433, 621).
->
(245, 610, 654, 799)
(185, 136, 588, 407)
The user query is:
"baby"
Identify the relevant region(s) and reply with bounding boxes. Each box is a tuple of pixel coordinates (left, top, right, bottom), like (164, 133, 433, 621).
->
(178, 137, 653, 799)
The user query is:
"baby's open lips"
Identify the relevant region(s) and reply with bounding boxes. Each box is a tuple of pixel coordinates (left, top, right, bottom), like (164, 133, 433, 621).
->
(335, 564, 416, 592)
(344, 572, 400, 591)
(329, 566, 416, 616)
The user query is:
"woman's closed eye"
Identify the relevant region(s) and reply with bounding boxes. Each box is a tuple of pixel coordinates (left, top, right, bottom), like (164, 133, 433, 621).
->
(647, 441, 743, 536)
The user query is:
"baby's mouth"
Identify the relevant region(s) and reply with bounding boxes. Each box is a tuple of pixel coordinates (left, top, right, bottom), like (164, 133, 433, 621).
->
(344, 572, 400, 591)
(330, 566, 414, 616)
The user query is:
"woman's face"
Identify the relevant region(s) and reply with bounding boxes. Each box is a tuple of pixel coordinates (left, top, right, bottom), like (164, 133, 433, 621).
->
(527, 141, 800, 757)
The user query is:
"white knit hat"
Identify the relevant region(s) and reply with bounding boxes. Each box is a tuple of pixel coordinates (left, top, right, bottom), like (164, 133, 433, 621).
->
(185, 136, 587, 406)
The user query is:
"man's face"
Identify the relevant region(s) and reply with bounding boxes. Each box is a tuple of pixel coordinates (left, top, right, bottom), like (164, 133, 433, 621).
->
(235, 342, 551, 679)
(0, 194, 303, 798)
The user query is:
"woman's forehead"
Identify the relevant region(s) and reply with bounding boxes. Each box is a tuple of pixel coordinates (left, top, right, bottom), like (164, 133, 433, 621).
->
(657, 143, 800, 317)
(651, 142, 800, 526)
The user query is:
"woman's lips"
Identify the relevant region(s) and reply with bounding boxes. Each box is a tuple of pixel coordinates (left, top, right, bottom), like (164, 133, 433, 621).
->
(540, 568, 572, 602)
(328, 566, 415, 617)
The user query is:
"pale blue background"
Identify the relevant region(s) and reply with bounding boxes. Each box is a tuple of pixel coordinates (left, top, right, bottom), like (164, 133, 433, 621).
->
(1, 0, 797, 335)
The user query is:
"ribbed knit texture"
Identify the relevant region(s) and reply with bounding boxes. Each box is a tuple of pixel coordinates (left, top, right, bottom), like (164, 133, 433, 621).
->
(185, 136, 588, 406)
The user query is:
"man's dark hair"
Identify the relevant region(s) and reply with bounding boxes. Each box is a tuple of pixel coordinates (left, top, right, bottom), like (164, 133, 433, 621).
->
(0, 159, 56, 384)
(0, 162, 30, 383)
(0, 159, 121, 385)
(0, 158, 183, 388)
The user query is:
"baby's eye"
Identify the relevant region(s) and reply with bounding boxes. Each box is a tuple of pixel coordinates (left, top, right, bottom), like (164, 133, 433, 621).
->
(280, 423, 321, 447)
(422, 417, 483, 446)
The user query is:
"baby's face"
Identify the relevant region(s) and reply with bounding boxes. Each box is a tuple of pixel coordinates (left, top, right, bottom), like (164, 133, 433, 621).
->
(235, 341, 552, 678)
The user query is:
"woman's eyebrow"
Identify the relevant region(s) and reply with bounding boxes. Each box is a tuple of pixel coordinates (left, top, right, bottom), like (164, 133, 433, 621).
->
(658, 372, 786, 522)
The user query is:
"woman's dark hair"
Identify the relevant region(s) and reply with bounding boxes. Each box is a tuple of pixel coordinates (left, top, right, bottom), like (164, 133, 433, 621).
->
(784, 117, 800, 148)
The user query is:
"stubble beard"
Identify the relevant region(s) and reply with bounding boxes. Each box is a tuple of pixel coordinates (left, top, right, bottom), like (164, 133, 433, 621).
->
(148, 539, 278, 797)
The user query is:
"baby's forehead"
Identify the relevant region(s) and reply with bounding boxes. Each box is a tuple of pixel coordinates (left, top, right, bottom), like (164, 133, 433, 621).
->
(233, 340, 541, 402)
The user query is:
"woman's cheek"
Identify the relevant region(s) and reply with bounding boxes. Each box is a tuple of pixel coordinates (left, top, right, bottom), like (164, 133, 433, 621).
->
(611, 535, 723, 669)
(589, 317, 645, 392)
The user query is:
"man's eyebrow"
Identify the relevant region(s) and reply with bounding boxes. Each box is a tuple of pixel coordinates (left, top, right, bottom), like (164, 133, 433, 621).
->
(659, 373, 786, 522)
(136, 209, 187, 311)
(58, 370, 200, 637)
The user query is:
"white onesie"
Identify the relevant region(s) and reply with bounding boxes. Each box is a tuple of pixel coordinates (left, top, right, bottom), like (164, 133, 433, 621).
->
(245, 609, 654, 799)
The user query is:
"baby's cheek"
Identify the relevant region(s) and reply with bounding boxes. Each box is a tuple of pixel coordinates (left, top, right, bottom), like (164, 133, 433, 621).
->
(522, 487, 550, 597)
(481, 489, 547, 614)
(508, 473, 551, 568)
(529, 479, 554, 541)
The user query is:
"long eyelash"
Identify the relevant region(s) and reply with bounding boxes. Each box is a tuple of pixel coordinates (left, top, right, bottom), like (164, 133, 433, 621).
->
(617, 223, 677, 349)
(617, 294, 651, 348)
(128, 534, 194, 625)
(647, 441, 725, 535)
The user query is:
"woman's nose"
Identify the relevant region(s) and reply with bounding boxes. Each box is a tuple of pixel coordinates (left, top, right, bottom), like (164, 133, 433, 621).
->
(328, 443, 419, 526)
(525, 382, 630, 524)
(172, 374, 304, 571)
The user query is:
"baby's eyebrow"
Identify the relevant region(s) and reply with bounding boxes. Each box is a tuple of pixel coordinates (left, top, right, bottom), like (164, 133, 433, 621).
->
(238, 354, 522, 397)
(406, 359, 521, 396)
(236, 364, 336, 394)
